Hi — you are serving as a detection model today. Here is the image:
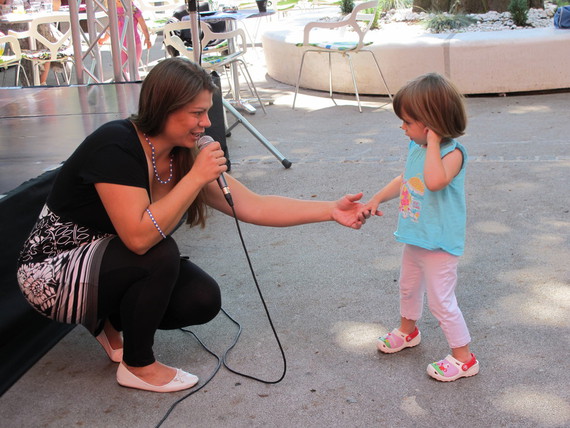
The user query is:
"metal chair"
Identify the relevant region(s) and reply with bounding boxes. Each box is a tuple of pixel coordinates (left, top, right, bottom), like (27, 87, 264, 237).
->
(293, 0, 392, 112)
(163, 19, 266, 113)
(0, 34, 30, 86)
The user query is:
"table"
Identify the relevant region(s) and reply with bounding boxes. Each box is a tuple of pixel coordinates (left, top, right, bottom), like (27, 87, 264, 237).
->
(200, 9, 275, 114)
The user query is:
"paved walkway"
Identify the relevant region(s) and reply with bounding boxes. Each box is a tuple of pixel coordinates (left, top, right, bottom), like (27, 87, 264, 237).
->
(1, 14, 569, 428)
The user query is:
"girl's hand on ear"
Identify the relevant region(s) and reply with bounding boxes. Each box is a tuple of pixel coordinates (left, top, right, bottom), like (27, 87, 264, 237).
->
(426, 128, 443, 147)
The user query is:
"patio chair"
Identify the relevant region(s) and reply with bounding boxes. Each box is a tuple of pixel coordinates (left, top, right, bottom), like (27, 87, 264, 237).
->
(163, 19, 266, 113)
(138, 0, 180, 34)
(292, 0, 392, 112)
(9, 14, 74, 85)
(0, 34, 30, 86)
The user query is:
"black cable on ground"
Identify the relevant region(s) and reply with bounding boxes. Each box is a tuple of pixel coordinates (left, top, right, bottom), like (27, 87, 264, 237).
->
(156, 204, 286, 427)
(155, 328, 223, 428)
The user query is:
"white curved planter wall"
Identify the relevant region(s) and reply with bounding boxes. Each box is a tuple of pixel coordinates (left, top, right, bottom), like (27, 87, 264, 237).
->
(262, 27, 570, 95)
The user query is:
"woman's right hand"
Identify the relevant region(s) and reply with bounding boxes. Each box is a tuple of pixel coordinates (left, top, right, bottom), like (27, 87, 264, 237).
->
(189, 141, 228, 187)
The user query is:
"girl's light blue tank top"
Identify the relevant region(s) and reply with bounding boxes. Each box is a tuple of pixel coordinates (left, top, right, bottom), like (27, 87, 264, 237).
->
(394, 139, 467, 256)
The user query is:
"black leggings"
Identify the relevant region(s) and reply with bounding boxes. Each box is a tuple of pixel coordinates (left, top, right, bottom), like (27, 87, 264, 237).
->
(97, 237, 221, 367)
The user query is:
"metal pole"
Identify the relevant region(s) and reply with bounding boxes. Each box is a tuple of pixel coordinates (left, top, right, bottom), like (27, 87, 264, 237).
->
(122, 0, 138, 80)
(84, 0, 104, 83)
(69, 0, 84, 84)
(187, 0, 201, 64)
(107, 0, 123, 82)
(223, 99, 291, 168)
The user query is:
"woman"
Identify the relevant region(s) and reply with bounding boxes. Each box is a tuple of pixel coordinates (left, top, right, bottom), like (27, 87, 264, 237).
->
(17, 58, 368, 393)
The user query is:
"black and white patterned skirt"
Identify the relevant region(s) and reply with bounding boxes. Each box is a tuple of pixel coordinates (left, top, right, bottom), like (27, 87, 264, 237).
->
(17, 205, 114, 334)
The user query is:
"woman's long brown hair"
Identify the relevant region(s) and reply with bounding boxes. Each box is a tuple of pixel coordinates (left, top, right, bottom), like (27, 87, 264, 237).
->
(131, 58, 218, 227)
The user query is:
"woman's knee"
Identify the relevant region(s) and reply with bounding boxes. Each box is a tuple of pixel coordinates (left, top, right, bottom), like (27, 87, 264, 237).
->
(159, 260, 222, 328)
(196, 276, 222, 323)
(146, 237, 180, 269)
(130, 237, 182, 286)
(179, 261, 221, 324)
(103, 236, 180, 273)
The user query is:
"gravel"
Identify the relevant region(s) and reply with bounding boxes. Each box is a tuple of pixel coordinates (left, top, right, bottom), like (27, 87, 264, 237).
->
(378, 1, 559, 32)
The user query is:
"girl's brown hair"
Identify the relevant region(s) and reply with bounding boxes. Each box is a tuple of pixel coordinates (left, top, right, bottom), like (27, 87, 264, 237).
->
(393, 73, 467, 142)
(131, 57, 218, 227)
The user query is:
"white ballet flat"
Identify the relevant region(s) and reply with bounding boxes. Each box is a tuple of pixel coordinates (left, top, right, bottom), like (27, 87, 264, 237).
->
(95, 330, 123, 363)
(116, 362, 199, 393)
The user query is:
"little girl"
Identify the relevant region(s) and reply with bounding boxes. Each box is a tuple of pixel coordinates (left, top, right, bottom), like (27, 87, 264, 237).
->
(364, 73, 479, 382)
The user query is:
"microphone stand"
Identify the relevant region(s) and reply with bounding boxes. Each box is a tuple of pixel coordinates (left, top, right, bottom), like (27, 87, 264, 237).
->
(187, 0, 202, 64)
(186, 0, 292, 168)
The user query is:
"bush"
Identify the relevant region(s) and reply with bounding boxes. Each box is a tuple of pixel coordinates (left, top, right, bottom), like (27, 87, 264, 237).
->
(340, 0, 355, 14)
(423, 13, 476, 32)
(377, 0, 413, 11)
(362, 7, 380, 28)
(508, 0, 529, 26)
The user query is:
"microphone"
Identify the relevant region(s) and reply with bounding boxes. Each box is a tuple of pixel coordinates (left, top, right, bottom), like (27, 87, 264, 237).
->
(197, 135, 233, 206)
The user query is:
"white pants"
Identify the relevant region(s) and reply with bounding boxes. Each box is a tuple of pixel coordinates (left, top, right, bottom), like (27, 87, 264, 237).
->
(399, 244, 471, 349)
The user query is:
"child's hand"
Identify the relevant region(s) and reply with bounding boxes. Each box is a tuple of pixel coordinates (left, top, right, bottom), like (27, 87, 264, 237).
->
(363, 200, 384, 217)
(98, 32, 110, 45)
(426, 128, 443, 146)
(357, 205, 372, 221)
(145, 37, 152, 49)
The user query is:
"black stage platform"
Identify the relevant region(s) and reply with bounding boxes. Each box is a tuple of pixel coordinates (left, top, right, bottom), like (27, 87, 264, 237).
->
(0, 83, 142, 195)
(0, 83, 141, 395)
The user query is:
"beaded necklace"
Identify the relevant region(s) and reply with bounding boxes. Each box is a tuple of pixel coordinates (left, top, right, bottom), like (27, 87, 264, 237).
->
(144, 134, 174, 185)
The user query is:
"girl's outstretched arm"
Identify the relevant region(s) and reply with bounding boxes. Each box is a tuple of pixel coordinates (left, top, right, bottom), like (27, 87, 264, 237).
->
(363, 174, 403, 216)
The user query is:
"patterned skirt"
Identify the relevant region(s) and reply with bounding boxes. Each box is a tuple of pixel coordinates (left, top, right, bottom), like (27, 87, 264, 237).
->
(17, 205, 114, 334)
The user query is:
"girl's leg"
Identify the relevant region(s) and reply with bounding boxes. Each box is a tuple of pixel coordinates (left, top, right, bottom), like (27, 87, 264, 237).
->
(399, 244, 426, 333)
(135, 40, 143, 68)
(377, 244, 425, 353)
(422, 248, 472, 362)
(39, 63, 50, 85)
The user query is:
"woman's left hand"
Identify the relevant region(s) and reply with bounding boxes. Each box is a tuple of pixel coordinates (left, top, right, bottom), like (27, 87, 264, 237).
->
(332, 192, 369, 229)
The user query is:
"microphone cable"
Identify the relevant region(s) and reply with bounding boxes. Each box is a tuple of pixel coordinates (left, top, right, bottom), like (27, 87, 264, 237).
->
(155, 202, 287, 427)
(221, 204, 287, 384)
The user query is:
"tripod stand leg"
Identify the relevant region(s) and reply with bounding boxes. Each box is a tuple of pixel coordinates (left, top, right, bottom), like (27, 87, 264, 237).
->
(223, 99, 292, 169)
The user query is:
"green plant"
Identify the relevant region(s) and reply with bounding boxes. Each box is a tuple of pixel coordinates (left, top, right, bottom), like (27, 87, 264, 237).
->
(377, 0, 412, 11)
(362, 6, 383, 29)
(508, 0, 529, 26)
(423, 13, 476, 32)
(554, 0, 570, 12)
(340, 0, 355, 14)
(371, 8, 381, 28)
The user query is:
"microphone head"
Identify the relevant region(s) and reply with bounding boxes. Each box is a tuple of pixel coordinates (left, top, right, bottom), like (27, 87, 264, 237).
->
(197, 135, 215, 150)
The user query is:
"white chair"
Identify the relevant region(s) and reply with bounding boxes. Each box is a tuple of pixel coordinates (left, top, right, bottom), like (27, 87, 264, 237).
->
(163, 19, 266, 113)
(137, 0, 179, 34)
(9, 14, 74, 85)
(0, 34, 30, 86)
(293, 0, 392, 112)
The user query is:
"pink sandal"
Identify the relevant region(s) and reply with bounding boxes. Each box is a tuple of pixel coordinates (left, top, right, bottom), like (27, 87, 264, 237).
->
(377, 326, 421, 353)
(427, 353, 479, 382)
